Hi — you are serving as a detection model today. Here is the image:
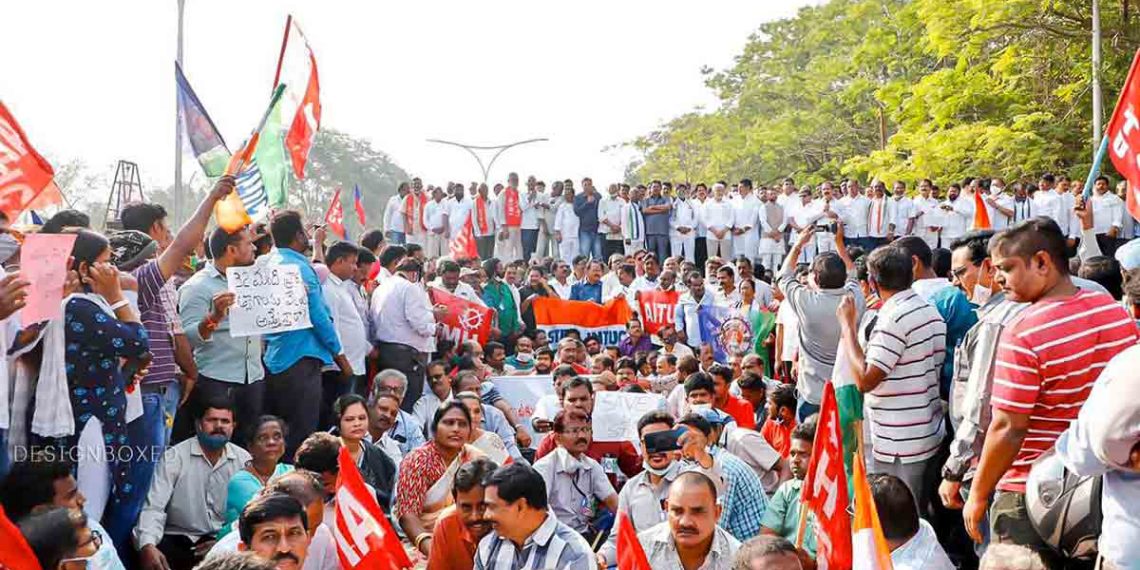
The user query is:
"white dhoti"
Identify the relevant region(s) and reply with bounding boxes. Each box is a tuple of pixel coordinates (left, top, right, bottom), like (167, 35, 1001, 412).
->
(559, 238, 579, 265)
(624, 239, 645, 255)
(758, 237, 785, 276)
(706, 237, 732, 259)
(495, 227, 522, 262)
(670, 233, 697, 263)
(405, 229, 426, 247)
(536, 228, 553, 260)
(733, 235, 759, 262)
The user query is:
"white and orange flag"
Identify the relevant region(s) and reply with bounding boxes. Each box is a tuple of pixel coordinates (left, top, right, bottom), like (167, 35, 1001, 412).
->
(274, 15, 321, 180)
(852, 454, 893, 570)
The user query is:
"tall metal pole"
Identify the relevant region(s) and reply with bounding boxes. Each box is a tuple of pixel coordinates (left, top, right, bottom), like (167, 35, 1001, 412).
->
(174, 0, 185, 224)
(425, 138, 549, 183)
(1093, 0, 1104, 159)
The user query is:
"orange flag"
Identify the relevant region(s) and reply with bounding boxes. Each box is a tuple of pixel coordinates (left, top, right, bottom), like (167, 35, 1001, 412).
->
(852, 453, 894, 570)
(0, 503, 41, 570)
(972, 189, 991, 230)
(213, 135, 257, 232)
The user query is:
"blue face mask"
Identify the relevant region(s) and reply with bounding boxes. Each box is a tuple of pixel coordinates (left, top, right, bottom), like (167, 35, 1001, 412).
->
(197, 431, 229, 451)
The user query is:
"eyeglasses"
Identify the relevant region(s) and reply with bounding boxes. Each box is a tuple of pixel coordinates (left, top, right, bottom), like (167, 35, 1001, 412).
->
(950, 265, 972, 280)
(58, 529, 104, 566)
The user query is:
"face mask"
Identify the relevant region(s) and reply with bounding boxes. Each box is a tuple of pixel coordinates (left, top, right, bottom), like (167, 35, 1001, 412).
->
(973, 283, 993, 306)
(991, 185, 1004, 196)
(642, 459, 679, 478)
(197, 431, 229, 451)
(557, 446, 582, 472)
(515, 352, 533, 363)
(88, 540, 127, 570)
(689, 403, 712, 414)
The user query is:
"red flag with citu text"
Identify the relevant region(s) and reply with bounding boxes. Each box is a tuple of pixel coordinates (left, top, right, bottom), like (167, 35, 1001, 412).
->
(799, 382, 852, 570)
(449, 215, 478, 259)
(428, 286, 493, 346)
(1106, 49, 1140, 222)
(334, 447, 412, 570)
(0, 101, 62, 223)
(636, 290, 680, 336)
(325, 187, 347, 240)
(616, 511, 651, 570)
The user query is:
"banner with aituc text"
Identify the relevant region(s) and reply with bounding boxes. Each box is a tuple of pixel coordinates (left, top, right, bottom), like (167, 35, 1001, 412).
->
(532, 296, 633, 346)
(637, 290, 680, 336)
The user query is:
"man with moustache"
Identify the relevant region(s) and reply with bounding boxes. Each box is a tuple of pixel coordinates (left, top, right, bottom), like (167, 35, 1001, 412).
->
(531, 410, 619, 542)
(428, 458, 500, 570)
(237, 494, 310, 570)
(638, 471, 741, 570)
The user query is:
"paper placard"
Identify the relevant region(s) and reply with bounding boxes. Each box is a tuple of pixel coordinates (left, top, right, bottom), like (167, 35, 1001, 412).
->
(21, 233, 77, 326)
(226, 263, 311, 337)
(489, 375, 556, 440)
(592, 391, 666, 444)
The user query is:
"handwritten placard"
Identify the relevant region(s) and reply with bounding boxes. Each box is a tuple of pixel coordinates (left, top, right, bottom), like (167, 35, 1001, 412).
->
(592, 391, 666, 445)
(21, 233, 77, 326)
(226, 263, 311, 337)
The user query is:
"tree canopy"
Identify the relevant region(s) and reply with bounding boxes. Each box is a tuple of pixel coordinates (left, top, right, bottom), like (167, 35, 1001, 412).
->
(627, 0, 1139, 188)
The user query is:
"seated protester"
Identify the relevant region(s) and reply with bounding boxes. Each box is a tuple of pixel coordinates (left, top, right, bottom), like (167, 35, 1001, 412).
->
(412, 360, 451, 432)
(455, 392, 511, 464)
(591, 370, 620, 393)
(0, 458, 124, 569)
(657, 323, 695, 359)
(18, 507, 103, 570)
(647, 353, 680, 395)
(533, 377, 643, 480)
(207, 470, 339, 570)
(483, 341, 509, 376)
(708, 364, 756, 429)
(503, 335, 536, 373)
(449, 372, 525, 462)
(603, 344, 621, 362)
(871, 474, 954, 570)
(736, 370, 769, 427)
(591, 354, 616, 375)
(395, 402, 488, 559)
(760, 384, 798, 458)
(366, 391, 411, 469)
(236, 494, 311, 570)
(734, 535, 805, 570)
(291, 433, 378, 532)
(332, 394, 397, 511)
(531, 364, 577, 433)
(476, 463, 596, 568)
(368, 369, 426, 457)
(192, 552, 277, 570)
(618, 318, 653, 357)
(717, 411, 789, 495)
(532, 347, 555, 374)
(599, 411, 722, 568)
(666, 356, 701, 418)
(678, 412, 769, 542)
(428, 458, 500, 570)
(638, 472, 741, 570)
(569, 260, 605, 303)
(978, 544, 1048, 570)
(224, 416, 294, 534)
(760, 418, 819, 559)
(532, 410, 618, 542)
(553, 337, 590, 375)
(134, 396, 251, 570)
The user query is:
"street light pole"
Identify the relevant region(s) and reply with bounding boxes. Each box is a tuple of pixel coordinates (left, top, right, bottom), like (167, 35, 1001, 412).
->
(425, 138, 548, 183)
(174, 0, 186, 224)
(1092, 0, 1103, 159)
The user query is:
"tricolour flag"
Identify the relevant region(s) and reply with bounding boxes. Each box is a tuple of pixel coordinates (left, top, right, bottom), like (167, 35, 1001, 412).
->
(353, 184, 366, 226)
(533, 296, 633, 347)
(334, 447, 413, 570)
(325, 187, 347, 240)
(800, 382, 852, 570)
(1106, 49, 1140, 222)
(697, 305, 754, 362)
(972, 189, 991, 230)
(750, 309, 778, 376)
(832, 341, 864, 481)
(275, 16, 320, 181)
(616, 511, 651, 570)
(637, 290, 680, 336)
(0, 101, 61, 222)
(852, 455, 894, 570)
(428, 286, 493, 346)
(214, 85, 287, 232)
(0, 503, 40, 570)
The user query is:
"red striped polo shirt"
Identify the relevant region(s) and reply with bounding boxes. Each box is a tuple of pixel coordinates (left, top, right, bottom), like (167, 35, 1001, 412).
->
(991, 289, 1138, 492)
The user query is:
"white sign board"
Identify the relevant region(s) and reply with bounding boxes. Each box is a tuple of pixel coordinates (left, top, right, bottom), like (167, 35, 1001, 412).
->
(227, 264, 312, 337)
(489, 375, 556, 440)
(592, 391, 666, 445)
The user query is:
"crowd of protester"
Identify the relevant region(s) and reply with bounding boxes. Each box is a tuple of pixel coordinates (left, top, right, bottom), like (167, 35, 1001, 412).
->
(1, 170, 1139, 570)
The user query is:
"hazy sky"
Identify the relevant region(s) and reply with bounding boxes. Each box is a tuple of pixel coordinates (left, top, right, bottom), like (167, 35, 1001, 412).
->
(2, 1, 818, 197)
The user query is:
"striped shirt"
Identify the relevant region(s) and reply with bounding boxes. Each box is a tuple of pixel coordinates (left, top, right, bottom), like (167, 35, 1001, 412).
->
(864, 290, 947, 463)
(992, 289, 1138, 492)
(134, 261, 177, 386)
(475, 511, 595, 569)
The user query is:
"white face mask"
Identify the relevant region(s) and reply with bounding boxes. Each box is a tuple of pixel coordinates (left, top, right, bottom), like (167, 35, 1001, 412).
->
(973, 283, 993, 306)
(991, 185, 1004, 196)
(515, 351, 533, 363)
(689, 403, 713, 414)
(557, 446, 582, 472)
(642, 458, 680, 478)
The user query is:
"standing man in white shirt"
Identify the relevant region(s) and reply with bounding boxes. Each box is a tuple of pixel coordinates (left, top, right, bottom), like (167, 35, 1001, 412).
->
(370, 258, 440, 413)
(384, 182, 409, 245)
(758, 187, 786, 277)
(447, 183, 473, 248)
(472, 183, 498, 260)
(671, 183, 699, 263)
(982, 177, 1015, 231)
(553, 186, 580, 265)
(703, 183, 734, 259)
(424, 186, 450, 259)
(321, 242, 370, 425)
(732, 179, 762, 265)
(1090, 175, 1126, 256)
(838, 179, 871, 251)
(599, 183, 626, 260)
(953, 178, 978, 232)
(815, 181, 842, 255)
(536, 181, 558, 260)
(891, 181, 915, 238)
(520, 176, 542, 263)
(912, 179, 942, 250)
(788, 187, 823, 264)
(938, 183, 967, 246)
(622, 186, 646, 255)
(867, 180, 895, 249)
(1032, 173, 1064, 232)
(693, 183, 710, 268)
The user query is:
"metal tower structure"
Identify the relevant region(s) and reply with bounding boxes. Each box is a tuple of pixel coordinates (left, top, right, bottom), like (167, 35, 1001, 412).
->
(103, 160, 146, 230)
(426, 138, 548, 183)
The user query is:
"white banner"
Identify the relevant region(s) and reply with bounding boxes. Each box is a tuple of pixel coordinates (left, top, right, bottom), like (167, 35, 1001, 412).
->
(227, 264, 312, 337)
(489, 375, 556, 440)
(592, 391, 666, 445)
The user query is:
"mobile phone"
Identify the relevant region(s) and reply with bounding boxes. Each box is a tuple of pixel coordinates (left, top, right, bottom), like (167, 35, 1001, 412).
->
(644, 427, 686, 454)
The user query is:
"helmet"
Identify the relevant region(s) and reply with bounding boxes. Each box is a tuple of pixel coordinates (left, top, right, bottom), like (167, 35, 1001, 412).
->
(1025, 448, 1103, 560)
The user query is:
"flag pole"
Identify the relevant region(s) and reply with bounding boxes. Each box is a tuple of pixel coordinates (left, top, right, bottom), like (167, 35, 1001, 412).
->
(271, 14, 292, 90)
(1082, 135, 1111, 201)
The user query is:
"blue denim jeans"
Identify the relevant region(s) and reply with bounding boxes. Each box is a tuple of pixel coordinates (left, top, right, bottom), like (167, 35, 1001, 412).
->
(387, 231, 406, 245)
(578, 231, 603, 260)
(797, 399, 820, 422)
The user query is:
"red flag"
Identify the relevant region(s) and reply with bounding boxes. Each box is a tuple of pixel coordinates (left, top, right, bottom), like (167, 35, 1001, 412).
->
(429, 286, 493, 346)
(449, 216, 478, 259)
(1107, 49, 1140, 222)
(972, 189, 991, 230)
(636, 290, 680, 336)
(334, 447, 412, 570)
(325, 187, 347, 240)
(799, 382, 852, 570)
(0, 102, 60, 223)
(616, 511, 651, 570)
(277, 17, 321, 180)
(0, 503, 41, 570)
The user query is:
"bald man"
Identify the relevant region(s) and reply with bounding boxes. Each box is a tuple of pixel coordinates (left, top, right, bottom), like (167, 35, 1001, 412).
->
(638, 472, 740, 570)
(733, 535, 804, 570)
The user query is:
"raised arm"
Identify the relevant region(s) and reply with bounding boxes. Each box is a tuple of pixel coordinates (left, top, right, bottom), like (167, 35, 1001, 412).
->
(157, 176, 235, 280)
